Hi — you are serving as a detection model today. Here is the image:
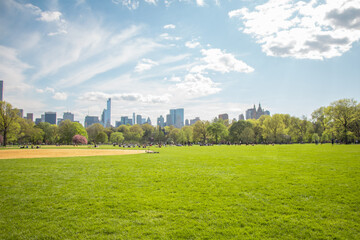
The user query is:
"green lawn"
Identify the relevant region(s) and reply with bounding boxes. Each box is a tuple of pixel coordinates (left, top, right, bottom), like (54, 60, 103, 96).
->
(0, 144, 359, 239)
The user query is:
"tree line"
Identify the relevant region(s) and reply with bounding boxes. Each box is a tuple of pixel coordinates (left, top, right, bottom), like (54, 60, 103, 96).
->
(1, 99, 359, 146)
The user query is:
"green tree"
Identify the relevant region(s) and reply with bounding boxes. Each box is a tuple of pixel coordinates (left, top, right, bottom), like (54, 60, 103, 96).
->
(110, 132, 124, 144)
(141, 124, 155, 143)
(262, 114, 287, 143)
(207, 120, 228, 144)
(58, 120, 87, 144)
(228, 120, 252, 143)
(37, 122, 59, 144)
(127, 124, 143, 143)
(95, 132, 108, 144)
(87, 123, 105, 143)
(0, 101, 20, 146)
(193, 120, 209, 143)
(328, 99, 357, 143)
(240, 127, 255, 143)
(181, 126, 193, 143)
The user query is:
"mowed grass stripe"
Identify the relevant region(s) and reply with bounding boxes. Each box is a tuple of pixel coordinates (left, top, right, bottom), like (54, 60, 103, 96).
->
(0, 145, 359, 239)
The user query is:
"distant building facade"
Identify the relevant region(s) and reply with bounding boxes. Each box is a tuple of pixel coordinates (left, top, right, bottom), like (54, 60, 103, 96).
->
(63, 112, 74, 122)
(246, 103, 270, 120)
(190, 117, 200, 125)
(26, 113, 33, 122)
(101, 98, 111, 127)
(167, 108, 184, 128)
(84, 116, 100, 128)
(238, 114, 245, 121)
(157, 115, 165, 127)
(0, 80, 3, 101)
(45, 112, 56, 124)
(218, 113, 229, 121)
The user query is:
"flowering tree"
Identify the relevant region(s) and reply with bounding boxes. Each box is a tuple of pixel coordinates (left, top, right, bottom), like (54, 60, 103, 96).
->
(72, 134, 88, 145)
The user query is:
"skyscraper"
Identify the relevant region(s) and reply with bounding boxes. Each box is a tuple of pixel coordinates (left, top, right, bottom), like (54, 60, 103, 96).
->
(246, 103, 270, 120)
(218, 113, 229, 121)
(26, 113, 33, 122)
(157, 115, 165, 127)
(0, 80, 3, 101)
(167, 108, 184, 128)
(136, 115, 142, 125)
(105, 98, 111, 127)
(45, 112, 57, 124)
(84, 116, 100, 128)
(133, 113, 135, 125)
(63, 112, 74, 122)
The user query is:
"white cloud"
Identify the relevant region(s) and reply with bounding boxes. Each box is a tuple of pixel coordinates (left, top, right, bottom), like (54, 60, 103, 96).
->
(164, 24, 176, 29)
(191, 48, 254, 73)
(185, 40, 201, 48)
(175, 73, 221, 97)
(0, 45, 32, 93)
(112, 0, 139, 10)
(229, 0, 360, 59)
(37, 11, 62, 22)
(53, 92, 68, 100)
(160, 33, 181, 41)
(135, 58, 159, 72)
(37, 87, 68, 100)
(79, 92, 169, 104)
(145, 0, 157, 5)
(196, 0, 205, 7)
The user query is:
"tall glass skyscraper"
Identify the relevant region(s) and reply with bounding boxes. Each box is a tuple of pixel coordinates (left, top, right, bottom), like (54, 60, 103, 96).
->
(167, 108, 184, 128)
(0, 80, 3, 101)
(105, 98, 111, 127)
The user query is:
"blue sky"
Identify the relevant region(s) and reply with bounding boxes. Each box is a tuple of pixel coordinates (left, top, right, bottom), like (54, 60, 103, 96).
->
(1, 0, 359, 125)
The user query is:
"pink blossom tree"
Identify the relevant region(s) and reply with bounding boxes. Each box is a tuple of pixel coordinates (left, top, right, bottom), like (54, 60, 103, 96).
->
(72, 134, 88, 145)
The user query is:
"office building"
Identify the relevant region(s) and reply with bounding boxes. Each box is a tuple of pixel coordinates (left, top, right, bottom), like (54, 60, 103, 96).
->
(35, 118, 42, 125)
(157, 115, 165, 127)
(167, 108, 184, 128)
(0, 80, 3, 101)
(218, 113, 229, 121)
(185, 119, 189, 126)
(101, 98, 111, 127)
(16, 109, 23, 118)
(57, 118, 63, 125)
(26, 113, 33, 122)
(238, 114, 245, 121)
(190, 117, 200, 125)
(246, 103, 270, 120)
(45, 112, 57, 125)
(133, 113, 136, 124)
(136, 115, 142, 125)
(84, 116, 100, 128)
(146, 117, 151, 125)
(63, 112, 74, 122)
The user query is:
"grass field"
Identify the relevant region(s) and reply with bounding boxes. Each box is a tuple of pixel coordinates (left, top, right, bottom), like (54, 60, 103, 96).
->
(0, 144, 359, 239)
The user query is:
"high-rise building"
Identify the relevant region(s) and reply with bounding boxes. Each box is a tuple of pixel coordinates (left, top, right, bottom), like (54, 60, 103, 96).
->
(190, 117, 200, 125)
(84, 116, 100, 128)
(157, 115, 165, 127)
(105, 98, 111, 127)
(26, 113, 33, 122)
(57, 118, 63, 125)
(63, 112, 74, 122)
(0, 80, 3, 101)
(238, 114, 245, 121)
(167, 108, 184, 128)
(185, 119, 190, 126)
(136, 115, 142, 125)
(146, 117, 151, 125)
(45, 112, 56, 125)
(16, 109, 23, 118)
(246, 103, 270, 120)
(35, 118, 42, 125)
(218, 113, 229, 121)
(133, 113, 135, 125)
(41, 114, 45, 123)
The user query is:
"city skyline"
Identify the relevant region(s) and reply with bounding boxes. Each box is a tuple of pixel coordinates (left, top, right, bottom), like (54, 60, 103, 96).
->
(0, 0, 359, 123)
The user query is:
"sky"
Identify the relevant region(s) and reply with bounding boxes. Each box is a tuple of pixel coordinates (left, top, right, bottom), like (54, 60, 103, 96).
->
(0, 0, 359, 125)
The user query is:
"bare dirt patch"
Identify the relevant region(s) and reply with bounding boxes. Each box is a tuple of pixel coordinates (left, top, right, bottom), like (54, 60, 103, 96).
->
(0, 149, 146, 159)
